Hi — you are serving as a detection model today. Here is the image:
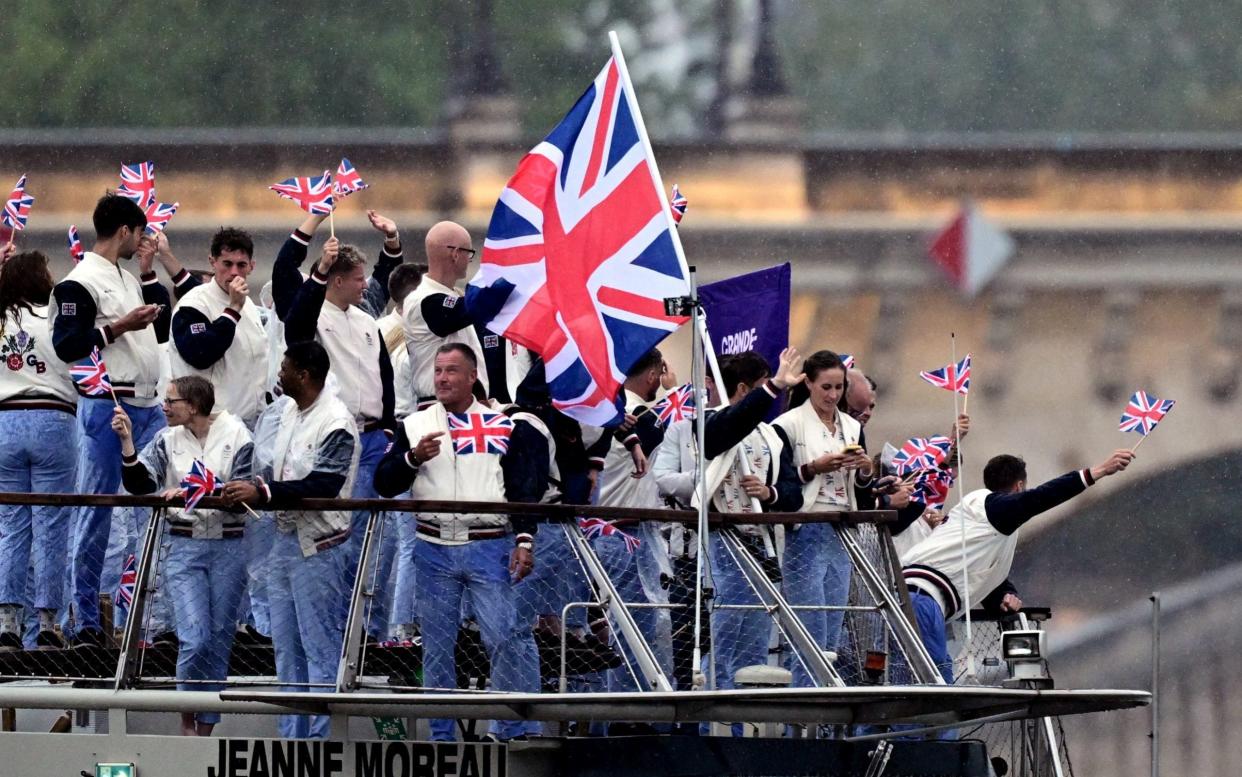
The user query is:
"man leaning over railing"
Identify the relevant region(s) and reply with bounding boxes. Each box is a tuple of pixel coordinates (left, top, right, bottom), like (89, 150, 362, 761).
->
(373, 342, 546, 743)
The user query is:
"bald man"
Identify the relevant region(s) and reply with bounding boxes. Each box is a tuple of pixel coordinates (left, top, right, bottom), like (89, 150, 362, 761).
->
(401, 221, 531, 408)
(841, 368, 876, 427)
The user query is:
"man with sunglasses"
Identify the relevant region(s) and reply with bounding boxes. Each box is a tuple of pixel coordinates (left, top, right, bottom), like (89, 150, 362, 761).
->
(401, 221, 531, 409)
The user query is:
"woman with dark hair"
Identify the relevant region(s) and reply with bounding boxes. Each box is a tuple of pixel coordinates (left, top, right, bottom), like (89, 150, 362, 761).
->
(773, 350, 874, 688)
(112, 375, 253, 736)
(0, 251, 77, 650)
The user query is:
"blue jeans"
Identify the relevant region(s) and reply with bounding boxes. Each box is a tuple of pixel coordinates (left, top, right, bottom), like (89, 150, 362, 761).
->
(68, 398, 165, 635)
(165, 535, 247, 725)
(515, 521, 587, 629)
(344, 429, 391, 639)
(593, 527, 674, 694)
(389, 511, 418, 630)
(0, 410, 76, 642)
(414, 537, 540, 741)
(268, 531, 348, 739)
(708, 533, 771, 693)
(910, 589, 954, 684)
(781, 522, 852, 688)
(240, 512, 276, 635)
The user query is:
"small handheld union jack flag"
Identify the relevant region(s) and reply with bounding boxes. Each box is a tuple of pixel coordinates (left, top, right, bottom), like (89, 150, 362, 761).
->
(912, 468, 955, 510)
(651, 383, 695, 428)
(69, 347, 113, 396)
(447, 412, 515, 455)
(920, 353, 971, 395)
(180, 459, 218, 513)
(669, 184, 688, 225)
(577, 517, 642, 553)
(67, 225, 84, 262)
(840, 353, 855, 370)
(270, 171, 335, 215)
(893, 436, 953, 476)
(118, 162, 157, 210)
(333, 158, 369, 199)
(2, 175, 34, 232)
(115, 553, 137, 622)
(1119, 390, 1175, 437)
(142, 200, 179, 235)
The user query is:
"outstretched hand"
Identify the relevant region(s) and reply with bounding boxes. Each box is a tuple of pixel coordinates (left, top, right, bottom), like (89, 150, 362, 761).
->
(772, 347, 805, 389)
(1090, 449, 1135, 480)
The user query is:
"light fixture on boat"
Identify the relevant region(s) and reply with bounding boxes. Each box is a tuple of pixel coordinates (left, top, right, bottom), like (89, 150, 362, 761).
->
(1001, 629, 1051, 688)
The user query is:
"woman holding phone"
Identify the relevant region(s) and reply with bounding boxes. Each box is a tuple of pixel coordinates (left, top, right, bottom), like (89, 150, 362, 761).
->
(773, 350, 873, 688)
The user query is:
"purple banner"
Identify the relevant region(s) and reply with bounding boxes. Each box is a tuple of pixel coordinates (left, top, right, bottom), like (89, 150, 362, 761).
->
(699, 263, 791, 379)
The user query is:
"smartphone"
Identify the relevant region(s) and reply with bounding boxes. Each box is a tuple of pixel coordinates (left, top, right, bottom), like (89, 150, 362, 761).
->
(843, 444, 864, 455)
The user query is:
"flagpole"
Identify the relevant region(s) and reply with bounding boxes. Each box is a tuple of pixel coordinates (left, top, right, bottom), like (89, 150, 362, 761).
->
(689, 268, 710, 689)
(611, 30, 717, 688)
(697, 310, 764, 514)
(951, 332, 975, 682)
(328, 209, 336, 239)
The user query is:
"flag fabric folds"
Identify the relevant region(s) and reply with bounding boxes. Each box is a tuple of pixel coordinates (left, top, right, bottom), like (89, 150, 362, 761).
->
(180, 459, 218, 514)
(920, 354, 972, 395)
(465, 52, 691, 428)
(669, 184, 687, 225)
(447, 412, 515, 455)
(651, 382, 695, 428)
(333, 158, 369, 198)
(114, 553, 136, 623)
(2, 175, 34, 231)
(1119, 390, 1175, 436)
(67, 225, 84, 262)
(69, 347, 112, 396)
(577, 516, 641, 553)
(118, 162, 157, 210)
(142, 200, 179, 235)
(270, 171, 335, 215)
(893, 436, 953, 476)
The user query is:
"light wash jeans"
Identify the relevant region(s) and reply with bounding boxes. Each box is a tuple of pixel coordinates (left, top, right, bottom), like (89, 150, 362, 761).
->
(268, 531, 348, 739)
(414, 537, 540, 741)
(165, 535, 247, 725)
(593, 525, 674, 694)
(68, 398, 165, 636)
(343, 429, 393, 640)
(781, 521, 851, 688)
(0, 409, 76, 645)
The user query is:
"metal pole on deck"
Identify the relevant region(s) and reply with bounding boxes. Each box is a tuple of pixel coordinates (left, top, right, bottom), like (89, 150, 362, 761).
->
(1150, 591, 1160, 777)
(689, 266, 711, 690)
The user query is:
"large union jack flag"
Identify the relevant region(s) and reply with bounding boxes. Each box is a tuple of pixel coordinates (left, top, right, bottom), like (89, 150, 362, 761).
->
(465, 53, 691, 427)
(333, 158, 369, 198)
(2, 175, 34, 231)
(118, 162, 157, 210)
(651, 382, 695, 428)
(180, 458, 218, 513)
(69, 346, 112, 396)
(447, 412, 515, 455)
(67, 225, 84, 262)
(1119, 390, 1175, 436)
(893, 435, 953, 476)
(270, 171, 335, 215)
(142, 200, 179, 235)
(920, 353, 971, 395)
